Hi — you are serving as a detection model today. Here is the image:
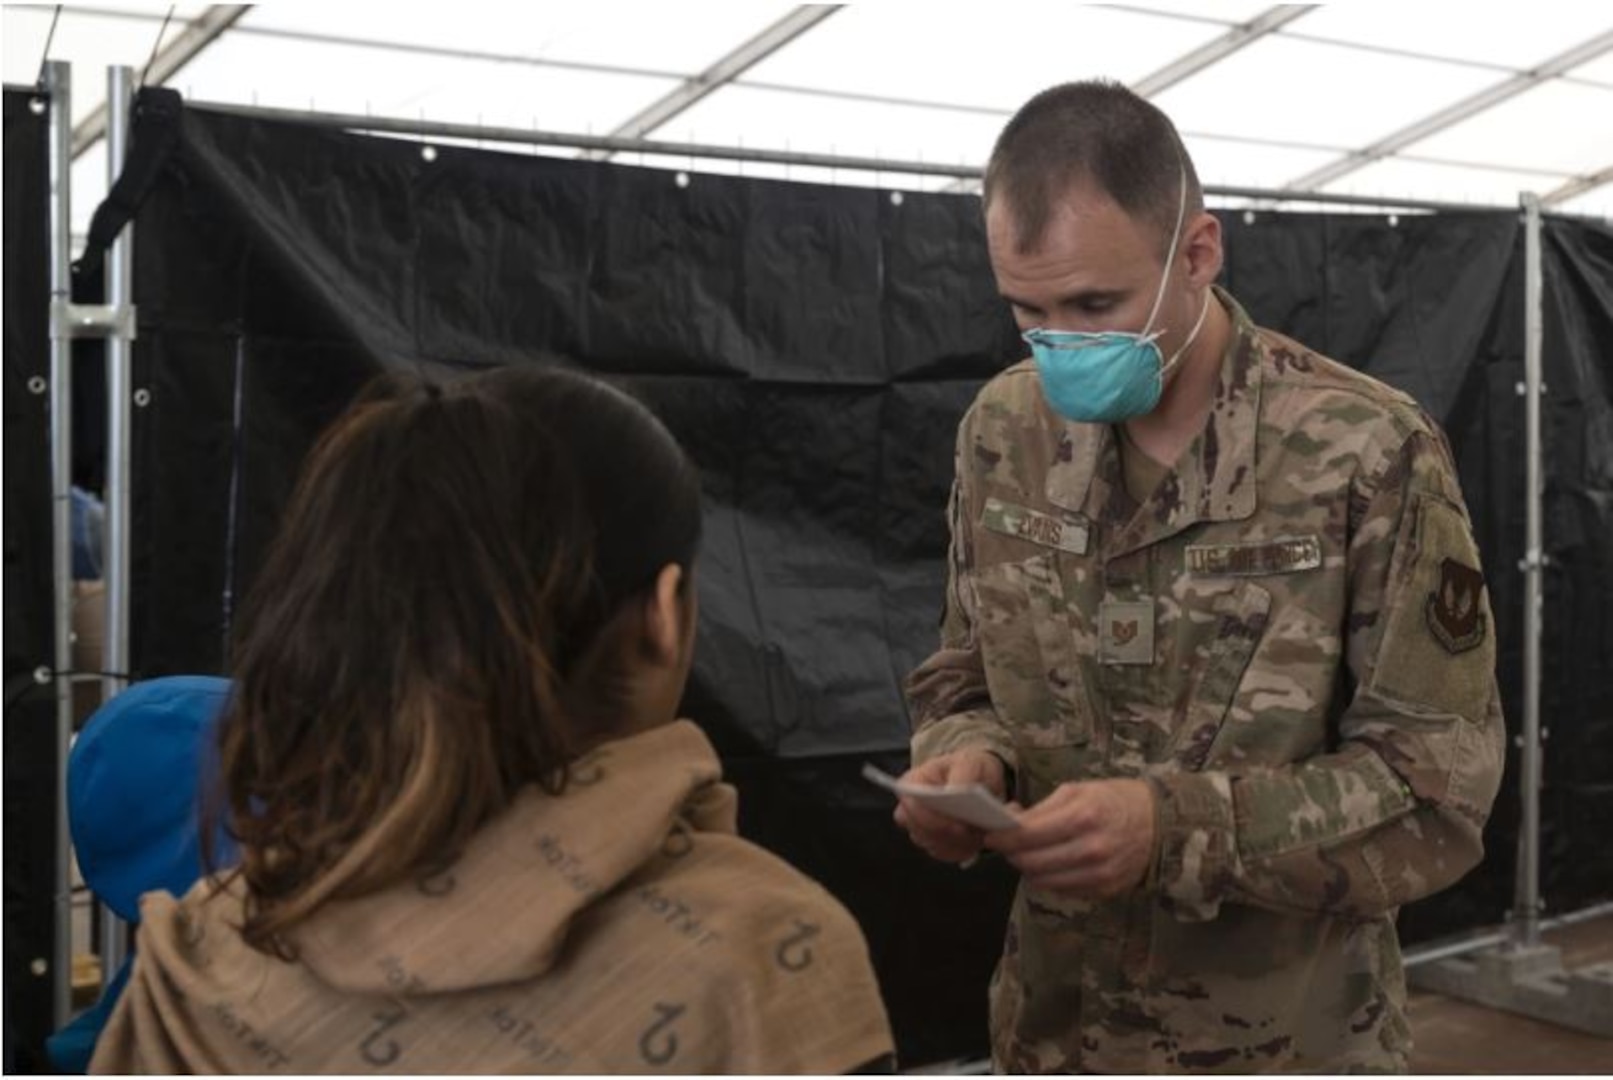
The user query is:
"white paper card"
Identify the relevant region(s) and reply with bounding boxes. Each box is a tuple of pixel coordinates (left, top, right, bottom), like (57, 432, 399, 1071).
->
(862, 763, 1019, 831)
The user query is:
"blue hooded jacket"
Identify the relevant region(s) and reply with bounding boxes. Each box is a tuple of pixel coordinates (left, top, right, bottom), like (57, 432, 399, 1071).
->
(47, 676, 237, 1073)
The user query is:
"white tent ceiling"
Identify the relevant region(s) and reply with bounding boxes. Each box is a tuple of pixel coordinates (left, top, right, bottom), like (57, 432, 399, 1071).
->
(5, 2, 1612, 236)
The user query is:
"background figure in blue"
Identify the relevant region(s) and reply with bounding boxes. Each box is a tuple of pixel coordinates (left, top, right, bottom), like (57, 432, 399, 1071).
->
(46, 676, 236, 1073)
(69, 486, 106, 727)
(70, 486, 103, 582)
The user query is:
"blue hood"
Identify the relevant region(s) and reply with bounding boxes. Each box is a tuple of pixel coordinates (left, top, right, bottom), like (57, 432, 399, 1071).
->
(69, 676, 238, 922)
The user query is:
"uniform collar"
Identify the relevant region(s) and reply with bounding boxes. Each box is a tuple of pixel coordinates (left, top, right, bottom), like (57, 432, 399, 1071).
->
(1044, 286, 1262, 554)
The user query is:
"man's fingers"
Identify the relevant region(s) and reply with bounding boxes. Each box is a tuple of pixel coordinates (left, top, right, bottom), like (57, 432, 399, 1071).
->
(895, 796, 984, 864)
(901, 757, 955, 786)
(985, 800, 1095, 854)
(901, 750, 1006, 800)
(893, 750, 1011, 865)
(901, 797, 981, 843)
(965, 779, 1155, 897)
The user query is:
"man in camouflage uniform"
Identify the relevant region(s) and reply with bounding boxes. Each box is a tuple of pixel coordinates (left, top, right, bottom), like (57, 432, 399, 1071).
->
(895, 81, 1505, 1073)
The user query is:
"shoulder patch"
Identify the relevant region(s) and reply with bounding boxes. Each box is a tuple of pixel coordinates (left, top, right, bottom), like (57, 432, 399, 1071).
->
(1371, 495, 1493, 722)
(1427, 557, 1487, 654)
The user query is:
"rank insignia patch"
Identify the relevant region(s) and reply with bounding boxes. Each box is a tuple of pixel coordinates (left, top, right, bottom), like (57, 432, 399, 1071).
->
(1098, 599, 1154, 665)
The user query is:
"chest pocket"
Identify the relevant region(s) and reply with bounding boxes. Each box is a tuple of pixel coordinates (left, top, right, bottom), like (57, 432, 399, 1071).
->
(1165, 580, 1272, 771)
(972, 553, 1093, 751)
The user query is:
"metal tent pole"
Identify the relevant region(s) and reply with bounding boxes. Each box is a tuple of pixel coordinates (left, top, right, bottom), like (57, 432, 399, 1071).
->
(1409, 194, 1607, 1038)
(1405, 899, 1613, 968)
(1513, 192, 1545, 950)
(98, 62, 137, 979)
(43, 57, 76, 1032)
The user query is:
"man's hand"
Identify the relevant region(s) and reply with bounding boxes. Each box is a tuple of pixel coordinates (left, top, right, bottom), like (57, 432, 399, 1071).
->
(984, 778, 1157, 897)
(893, 750, 1007, 865)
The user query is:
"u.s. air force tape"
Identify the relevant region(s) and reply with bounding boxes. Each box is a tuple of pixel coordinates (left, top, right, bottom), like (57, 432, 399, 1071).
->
(1185, 536, 1321, 577)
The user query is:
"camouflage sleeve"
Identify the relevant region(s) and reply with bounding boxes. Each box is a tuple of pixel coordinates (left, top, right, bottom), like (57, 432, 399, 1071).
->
(904, 411, 1019, 771)
(1149, 425, 1506, 921)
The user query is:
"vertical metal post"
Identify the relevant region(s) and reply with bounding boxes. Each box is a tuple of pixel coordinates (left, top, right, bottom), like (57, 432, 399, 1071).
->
(1513, 192, 1544, 949)
(102, 64, 134, 709)
(43, 59, 76, 1032)
(97, 64, 137, 979)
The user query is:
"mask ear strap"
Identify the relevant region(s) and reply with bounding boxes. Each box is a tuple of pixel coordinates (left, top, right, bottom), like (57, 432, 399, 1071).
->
(1141, 161, 1191, 338)
(1160, 288, 1213, 378)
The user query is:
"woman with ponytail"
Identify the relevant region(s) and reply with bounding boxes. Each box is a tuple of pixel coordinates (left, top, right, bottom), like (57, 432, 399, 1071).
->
(91, 364, 894, 1075)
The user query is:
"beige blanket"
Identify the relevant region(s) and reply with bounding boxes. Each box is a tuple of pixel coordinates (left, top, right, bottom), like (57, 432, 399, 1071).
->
(92, 720, 893, 1074)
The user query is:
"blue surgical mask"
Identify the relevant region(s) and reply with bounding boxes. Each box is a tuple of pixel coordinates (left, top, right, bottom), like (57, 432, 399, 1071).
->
(1022, 168, 1210, 424)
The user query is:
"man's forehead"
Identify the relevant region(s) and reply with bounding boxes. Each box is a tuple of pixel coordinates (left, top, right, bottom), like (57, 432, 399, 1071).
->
(987, 183, 1151, 260)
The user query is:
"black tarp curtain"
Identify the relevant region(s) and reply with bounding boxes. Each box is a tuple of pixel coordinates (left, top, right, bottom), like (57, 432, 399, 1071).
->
(6, 91, 1612, 1065)
(3, 87, 60, 1073)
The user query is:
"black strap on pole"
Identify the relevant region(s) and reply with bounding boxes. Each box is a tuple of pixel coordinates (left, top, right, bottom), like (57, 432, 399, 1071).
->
(70, 86, 183, 292)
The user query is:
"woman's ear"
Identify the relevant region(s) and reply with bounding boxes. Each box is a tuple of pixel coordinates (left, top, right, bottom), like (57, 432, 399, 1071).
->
(643, 563, 685, 666)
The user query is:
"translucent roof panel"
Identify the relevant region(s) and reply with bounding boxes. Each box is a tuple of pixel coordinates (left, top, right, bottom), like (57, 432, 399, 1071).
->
(735, 4, 1232, 112)
(2, 7, 53, 83)
(3, 5, 1610, 223)
(69, 139, 107, 239)
(18, 2, 210, 15)
(1153, 35, 1500, 153)
(174, 32, 680, 138)
(661, 85, 1007, 172)
(1556, 185, 1613, 218)
(2, 6, 207, 125)
(237, 2, 797, 77)
(1114, 2, 1273, 22)
(1283, 6, 1613, 71)
(1401, 79, 1613, 178)
(1182, 136, 1342, 192)
(1321, 156, 1575, 209)
(1568, 51, 1613, 86)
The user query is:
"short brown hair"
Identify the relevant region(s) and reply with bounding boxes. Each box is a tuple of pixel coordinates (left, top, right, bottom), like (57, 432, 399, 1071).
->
(984, 80, 1202, 254)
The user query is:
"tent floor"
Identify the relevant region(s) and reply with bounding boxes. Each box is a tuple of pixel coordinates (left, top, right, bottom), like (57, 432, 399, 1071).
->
(1410, 913, 1613, 1073)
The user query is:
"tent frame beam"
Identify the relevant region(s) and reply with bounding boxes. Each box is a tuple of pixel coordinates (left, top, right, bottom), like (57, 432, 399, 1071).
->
(587, 4, 841, 158)
(1132, 5, 1316, 97)
(1545, 163, 1613, 207)
(1284, 30, 1613, 194)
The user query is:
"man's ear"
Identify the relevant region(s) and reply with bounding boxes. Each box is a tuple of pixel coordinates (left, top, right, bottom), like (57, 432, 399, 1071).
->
(642, 563, 685, 666)
(1183, 210, 1223, 288)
